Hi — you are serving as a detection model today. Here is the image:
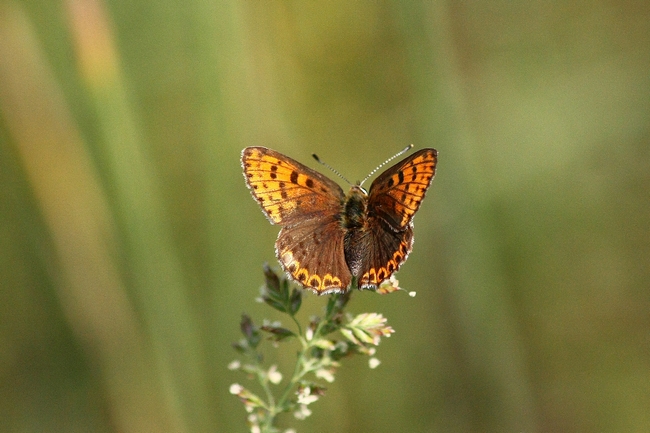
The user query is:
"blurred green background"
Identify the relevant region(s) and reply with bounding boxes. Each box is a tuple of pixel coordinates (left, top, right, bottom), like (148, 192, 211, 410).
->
(1, 1, 649, 432)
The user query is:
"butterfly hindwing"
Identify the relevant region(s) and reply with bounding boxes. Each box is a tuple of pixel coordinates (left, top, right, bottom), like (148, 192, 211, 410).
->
(241, 147, 345, 226)
(345, 217, 414, 288)
(368, 148, 437, 230)
(276, 216, 352, 294)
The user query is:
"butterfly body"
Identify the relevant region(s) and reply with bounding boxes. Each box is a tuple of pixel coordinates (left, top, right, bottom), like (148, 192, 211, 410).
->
(342, 185, 367, 229)
(241, 146, 437, 295)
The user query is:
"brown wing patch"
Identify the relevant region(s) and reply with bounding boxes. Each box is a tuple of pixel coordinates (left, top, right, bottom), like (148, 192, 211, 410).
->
(348, 219, 414, 289)
(276, 217, 352, 294)
(358, 235, 412, 288)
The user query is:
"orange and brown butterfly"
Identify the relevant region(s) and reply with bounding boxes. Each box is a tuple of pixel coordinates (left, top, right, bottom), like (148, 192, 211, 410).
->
(241, 145, 437, 295)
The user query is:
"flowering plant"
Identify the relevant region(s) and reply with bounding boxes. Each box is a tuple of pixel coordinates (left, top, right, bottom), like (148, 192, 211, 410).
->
(229, 265, 402, 433)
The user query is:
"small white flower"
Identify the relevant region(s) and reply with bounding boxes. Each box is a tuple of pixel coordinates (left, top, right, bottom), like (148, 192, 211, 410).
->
(227, 360, 241, 370)
(367, 347, 376, 356)
(294, 404, 312, 420)
(296, 386, 319, 405)
(368, 357, 381, 369)
(408, 291, 417, 297)
(305, 327, 314, 341)
(229, 383, 243, 395)
(315, 368, 335, 383)
(297, 393, 319, 405)
(267, 365, 283, 384)
(284, 429, 297, 433)
(251, 425, 261, 433)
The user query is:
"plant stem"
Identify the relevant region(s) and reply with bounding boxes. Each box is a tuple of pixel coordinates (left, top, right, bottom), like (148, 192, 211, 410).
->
(290, 314, 303, 337)
(276, 334, 309, 412)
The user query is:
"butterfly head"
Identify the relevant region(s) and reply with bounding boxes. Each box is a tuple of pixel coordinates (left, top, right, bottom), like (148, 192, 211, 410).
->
(350, 184, 368, 195)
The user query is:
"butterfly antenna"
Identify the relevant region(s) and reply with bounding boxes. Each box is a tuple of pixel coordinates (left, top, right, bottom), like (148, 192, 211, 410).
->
(312, 153, 353, 186)
(359, 144, 414, 187)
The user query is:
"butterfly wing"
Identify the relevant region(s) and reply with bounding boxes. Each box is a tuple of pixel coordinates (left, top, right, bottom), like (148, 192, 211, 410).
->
(276, 217, 352, 294)
(350, 148, 437, 288)
(241, 146, 351, 293)
(346, 219, 413, 289)
(241, 147, 345, 226)
(367, 148, 437, 231)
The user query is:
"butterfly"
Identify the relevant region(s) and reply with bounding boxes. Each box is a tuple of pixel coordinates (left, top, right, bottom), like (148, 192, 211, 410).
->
(241, 146, 437, 295)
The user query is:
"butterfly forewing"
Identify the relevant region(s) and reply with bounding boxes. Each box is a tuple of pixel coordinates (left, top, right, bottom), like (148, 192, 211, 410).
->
(368, 148, 437, 230)
(241, 147, 345, 226)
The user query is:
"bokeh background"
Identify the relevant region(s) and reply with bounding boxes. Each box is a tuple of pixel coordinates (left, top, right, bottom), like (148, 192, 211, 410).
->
(1, 1, 649, 432)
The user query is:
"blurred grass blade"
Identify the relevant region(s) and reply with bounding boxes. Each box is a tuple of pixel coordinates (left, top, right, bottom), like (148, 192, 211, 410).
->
(65, 0, 214, 430)
(0, 4, 183, 433)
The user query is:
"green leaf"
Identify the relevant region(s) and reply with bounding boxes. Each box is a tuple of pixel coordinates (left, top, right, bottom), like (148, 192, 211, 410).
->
(262, 295, 287, 313)
(289, 288, 302, 315)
